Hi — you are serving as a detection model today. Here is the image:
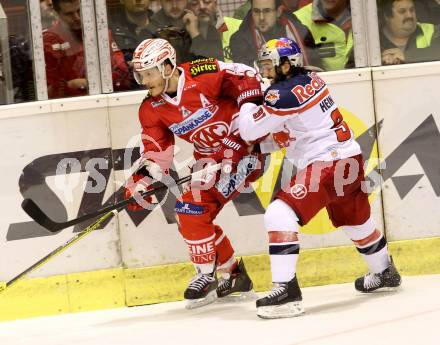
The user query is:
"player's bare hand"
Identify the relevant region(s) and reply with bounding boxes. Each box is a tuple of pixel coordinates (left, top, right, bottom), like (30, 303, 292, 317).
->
(67, 78, 88, 90)
(382, 48, 405, 65)
(183, 9, 199, 39)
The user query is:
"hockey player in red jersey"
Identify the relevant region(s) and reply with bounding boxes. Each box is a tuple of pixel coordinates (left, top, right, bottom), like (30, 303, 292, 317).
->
(124, 38, 264, 308)
(238, 38, 402, 319)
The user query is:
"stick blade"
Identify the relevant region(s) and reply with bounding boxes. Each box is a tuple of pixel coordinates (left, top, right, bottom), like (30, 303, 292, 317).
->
(21, 199, 63, 232)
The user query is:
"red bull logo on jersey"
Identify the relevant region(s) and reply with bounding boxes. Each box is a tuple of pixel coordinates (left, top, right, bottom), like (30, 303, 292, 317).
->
(265, 89, 280, 105)
(291, 73, 326, 104)
(273, 127, 295, 148)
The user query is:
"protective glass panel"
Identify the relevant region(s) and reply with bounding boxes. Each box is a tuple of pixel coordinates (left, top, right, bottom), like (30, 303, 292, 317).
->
(104, 0, 244, 92)
(377, 0, 440, 66)
(43, 0, 90, 99)
(104, 0, 155, 91)
(0, 0, 35, 105)
(223, 0, 354, 72)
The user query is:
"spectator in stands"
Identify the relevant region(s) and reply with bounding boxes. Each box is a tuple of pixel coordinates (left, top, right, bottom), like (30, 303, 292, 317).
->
(147, 0, 188, 32)
(378, 0, 440, 65)
(9, 35, 34, 102)
(293, 0, 353, 71)
(154, 25, 196, 63)
(149, 0, 162, 13)
(230, 0, 321, 68)
(43, 0, 129, 98)
(415, 0, 440, 25)
(233, 0, 311, 20)
(109, 0, 154, 88)
(234, 0, 312, 20)
(40, 0, 58, 29)
(184, 0, 224, 60)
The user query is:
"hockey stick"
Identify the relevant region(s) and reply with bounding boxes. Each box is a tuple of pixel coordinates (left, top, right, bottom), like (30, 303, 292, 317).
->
(0, 210, 115, 294)
(21, 163, 221, 233)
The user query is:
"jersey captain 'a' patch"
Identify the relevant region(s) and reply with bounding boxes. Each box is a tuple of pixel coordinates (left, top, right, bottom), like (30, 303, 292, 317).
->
(189, 58, 219, 76)
(291, 73, 326, 105)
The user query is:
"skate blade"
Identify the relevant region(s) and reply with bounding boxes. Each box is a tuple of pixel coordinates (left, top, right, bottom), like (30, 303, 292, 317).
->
(257, 301, 305, 319)
(369, 285, 402, 293)
(216, 290, 258, 303)
(185, 290, 217, 310)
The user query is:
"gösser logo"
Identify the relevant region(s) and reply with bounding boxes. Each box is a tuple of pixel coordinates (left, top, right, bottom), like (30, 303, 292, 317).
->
(290, 184, 308, 199)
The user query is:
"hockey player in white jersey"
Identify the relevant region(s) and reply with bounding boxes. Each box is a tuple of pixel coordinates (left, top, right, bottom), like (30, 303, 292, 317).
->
(238, 38, 401, 319)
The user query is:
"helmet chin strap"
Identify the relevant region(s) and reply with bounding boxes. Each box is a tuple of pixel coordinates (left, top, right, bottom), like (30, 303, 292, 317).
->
(161, 63, 177, 94)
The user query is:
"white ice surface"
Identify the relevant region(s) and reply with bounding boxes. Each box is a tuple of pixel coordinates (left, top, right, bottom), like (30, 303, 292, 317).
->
(0, 274, 439, 345)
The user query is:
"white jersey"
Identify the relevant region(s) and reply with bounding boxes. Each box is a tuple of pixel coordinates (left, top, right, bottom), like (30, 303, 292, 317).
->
(239, 72, 361, 168)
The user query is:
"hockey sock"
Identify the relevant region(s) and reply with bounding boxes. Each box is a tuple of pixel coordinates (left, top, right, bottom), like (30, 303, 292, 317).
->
(185, 234, 216, 274)
(354, 231, 390, 273)
(265, 199, 300, 282)
(214, 226, 237, 273)
(269, 235, 300, 282)
(342, 217, 390, 274)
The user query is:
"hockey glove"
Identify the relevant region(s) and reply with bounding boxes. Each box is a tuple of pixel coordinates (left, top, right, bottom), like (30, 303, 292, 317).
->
(212, 134, 253, 173)
(124, 165, 154, 211)
(236, 75, 264, 108)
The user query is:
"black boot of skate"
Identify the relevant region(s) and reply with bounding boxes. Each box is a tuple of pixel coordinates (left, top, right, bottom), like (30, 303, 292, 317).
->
(216, 258, 256, 301)
(184, 271, 218, 309)
(256, 275, 304, 319)
(355, 257, 402, 293)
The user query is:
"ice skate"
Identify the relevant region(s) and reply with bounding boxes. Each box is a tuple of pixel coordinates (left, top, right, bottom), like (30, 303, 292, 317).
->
(184, 272, 218, 309)
(256, 275, 304, 319)
(216, 259, 256, 302)
(355, 257, 402, 293)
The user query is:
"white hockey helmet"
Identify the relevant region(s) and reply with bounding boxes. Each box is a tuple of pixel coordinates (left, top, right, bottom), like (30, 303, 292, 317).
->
(257, 37, 303, 70)
(132, 38, 177, 84)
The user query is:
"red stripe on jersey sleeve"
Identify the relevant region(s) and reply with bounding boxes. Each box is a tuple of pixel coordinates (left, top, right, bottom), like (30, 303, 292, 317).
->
(295, 88, 329, 112)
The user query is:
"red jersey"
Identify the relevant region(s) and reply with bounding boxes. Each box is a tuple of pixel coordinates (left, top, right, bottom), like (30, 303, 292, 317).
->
(43, 21, 129, 98)
(138, 58, 258, 167)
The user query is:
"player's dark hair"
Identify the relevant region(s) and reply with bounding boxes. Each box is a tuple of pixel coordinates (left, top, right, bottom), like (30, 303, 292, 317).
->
(274, 56, 308, 81)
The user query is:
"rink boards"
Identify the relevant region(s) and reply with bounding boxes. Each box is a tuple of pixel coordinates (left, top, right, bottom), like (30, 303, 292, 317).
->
(0, 64, 439, 321)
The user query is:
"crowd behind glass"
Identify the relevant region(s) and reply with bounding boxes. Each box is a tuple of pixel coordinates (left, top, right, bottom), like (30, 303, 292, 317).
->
(1, 0, 440, 104)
